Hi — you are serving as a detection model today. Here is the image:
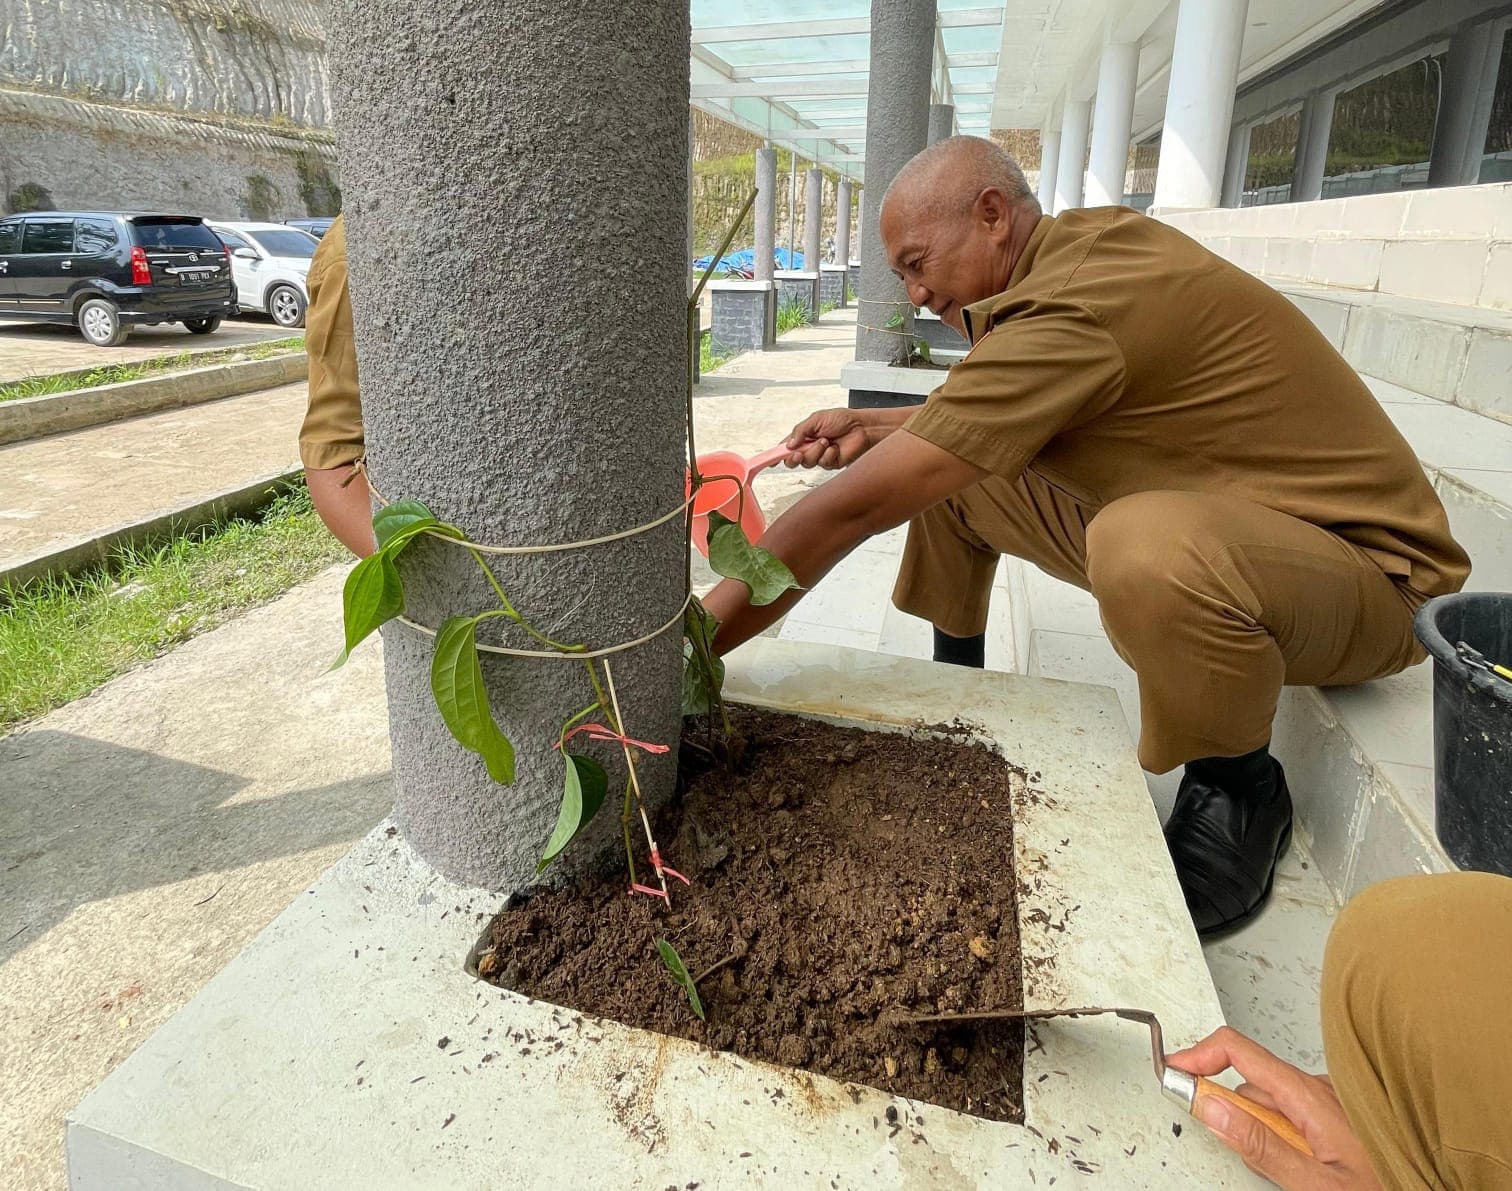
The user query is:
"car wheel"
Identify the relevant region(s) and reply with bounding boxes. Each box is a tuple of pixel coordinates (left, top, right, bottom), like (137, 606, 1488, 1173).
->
(183, 316, 223, 335)
(77, 298, 128, 347)
(268, 284, 307, 329)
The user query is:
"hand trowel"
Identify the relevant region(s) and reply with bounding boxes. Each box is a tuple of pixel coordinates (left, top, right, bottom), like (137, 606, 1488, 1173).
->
(898, 1005, 1313, 1156)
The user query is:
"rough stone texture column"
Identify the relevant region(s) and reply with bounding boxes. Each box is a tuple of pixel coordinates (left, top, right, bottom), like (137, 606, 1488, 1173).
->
(1429, 19, 1506, 188)
(1153, 0, 1250, 210)
(326, 0, 688, 892)
(1220, 122, 1251, 207)
(804, 166, 822, 270)
(1290, 90, 1336, 203)
(927, 102, 954, 145)
(855, 0, 936, 365)
(1086, 42, 1139, 207)
(835, 177, 853, 302)
(1054, 98, 1091, 211)
(1037, 128, 1061, 210)
(754, 146, 777, 281)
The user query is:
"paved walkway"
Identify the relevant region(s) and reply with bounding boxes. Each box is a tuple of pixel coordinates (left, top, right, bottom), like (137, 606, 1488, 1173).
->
(0, 382, 307, 577)
(0, 317, 291, 386)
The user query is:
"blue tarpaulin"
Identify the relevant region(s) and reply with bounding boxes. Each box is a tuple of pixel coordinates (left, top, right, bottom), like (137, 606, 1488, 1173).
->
(692, 246, 805, 274)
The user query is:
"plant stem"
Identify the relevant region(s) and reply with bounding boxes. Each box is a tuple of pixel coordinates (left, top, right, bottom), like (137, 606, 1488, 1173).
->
(603, 659, 670, 907)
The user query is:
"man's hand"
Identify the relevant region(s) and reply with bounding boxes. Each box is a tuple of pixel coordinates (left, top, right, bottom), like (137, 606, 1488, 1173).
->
(1167, 1027, 1381, 1191)
(782, 405, 917, 470)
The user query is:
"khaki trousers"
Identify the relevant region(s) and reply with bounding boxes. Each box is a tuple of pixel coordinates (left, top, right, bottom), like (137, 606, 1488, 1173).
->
(1323, 872, 1512, 1190)
(892, 473, 1425, 772)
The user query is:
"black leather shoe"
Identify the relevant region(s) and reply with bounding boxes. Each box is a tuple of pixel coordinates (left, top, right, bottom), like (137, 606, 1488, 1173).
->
(1164, 753, 1293, 939)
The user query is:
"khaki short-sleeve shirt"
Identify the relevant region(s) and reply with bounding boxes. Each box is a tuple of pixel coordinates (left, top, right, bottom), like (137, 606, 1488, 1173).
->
(297, 214, 364, 470)
(904, 208, 1469, 599)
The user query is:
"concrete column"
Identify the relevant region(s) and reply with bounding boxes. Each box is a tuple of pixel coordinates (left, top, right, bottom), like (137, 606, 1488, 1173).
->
(787, 154, 799, 267)
(1054, 98, 1091, 212)
(855, 0, 936, 366)
(1153, 0, 1250, 210)
(1429, 19, 1507, 188)
(1086, 42, 1139, 207)
(836, 177, 853, 267)
(1290, 90, 1336, 203)
(1037, 128, 1061, 210)
(325, 0, 687, 891)
(804, 166, 822, 270)
(1220, 121, 1251, 207)
(928, 102, 954, 145)
(754, 146, 776, 281)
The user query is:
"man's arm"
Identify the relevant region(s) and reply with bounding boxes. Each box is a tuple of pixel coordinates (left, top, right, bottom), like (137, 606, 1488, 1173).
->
(703, 427, 986, 652)
(307, 464, 376, 557)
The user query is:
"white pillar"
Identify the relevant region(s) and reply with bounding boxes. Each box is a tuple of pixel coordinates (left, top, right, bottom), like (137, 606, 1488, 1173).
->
(1053, 99, 1091, 212)
(1037, 128, 1061, 210)
(1153, 0, 1250, 210)
(1290, 90, 1336, 203)
(1086, 41, 1139, 207)
(1220, 122, 1251, 208)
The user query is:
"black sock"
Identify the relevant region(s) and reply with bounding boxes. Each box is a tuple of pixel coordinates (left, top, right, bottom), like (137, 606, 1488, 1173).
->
(932, 627, 985, 669)
(1185, 745, 1277, 799)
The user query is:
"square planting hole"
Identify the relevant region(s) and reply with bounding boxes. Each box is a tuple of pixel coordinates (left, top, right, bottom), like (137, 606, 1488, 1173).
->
(474, 708, 1026, 1122)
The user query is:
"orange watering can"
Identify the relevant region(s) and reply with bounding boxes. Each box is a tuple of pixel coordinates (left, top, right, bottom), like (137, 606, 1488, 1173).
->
(689, 443, 790, 557)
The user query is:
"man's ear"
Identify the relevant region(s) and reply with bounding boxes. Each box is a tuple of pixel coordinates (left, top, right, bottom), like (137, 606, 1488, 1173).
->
(974, 187, 1013, 238)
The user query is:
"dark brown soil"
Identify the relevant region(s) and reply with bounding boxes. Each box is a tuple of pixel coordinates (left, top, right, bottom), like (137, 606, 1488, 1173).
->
(477, 708, 1025, 1121)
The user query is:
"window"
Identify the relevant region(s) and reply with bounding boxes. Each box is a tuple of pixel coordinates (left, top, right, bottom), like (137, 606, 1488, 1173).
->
(1242, 110, 1301, 206)
(131, 219, 224, 252)
(74, 218, 118, 254)
(21, 220, 75, 253)
(215, 227, 252, 252)
(1321, 53, 1444, 197)
(245, 229, 317, 258)
(1482, 29, 1512, 182)
(0, 220, 19, 254)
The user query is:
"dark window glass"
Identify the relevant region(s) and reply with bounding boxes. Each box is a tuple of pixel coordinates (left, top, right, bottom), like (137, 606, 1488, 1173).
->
(245, 229, 317, 258)
(1321, 53, 1443, 196)
(130, 219, 223, 252)
(75, 218, 118, 254)
(21, 220, 75, 253)
(1482, 32, 1512, 182)
(1242, 110, 1301, 206)
(214, 227, 252, 251)
(0, 220, 19, 254)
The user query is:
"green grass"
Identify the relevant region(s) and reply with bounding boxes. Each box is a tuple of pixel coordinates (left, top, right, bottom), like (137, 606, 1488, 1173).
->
(820, 301, 837, 315)
(699, 334, 734, 376)
(775, 297, 811, 335)
(0, 483, 345, 732)
(0, 336, 306, 404)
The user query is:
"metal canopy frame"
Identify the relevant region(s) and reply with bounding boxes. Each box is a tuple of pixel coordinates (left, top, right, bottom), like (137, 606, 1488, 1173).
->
(690, 0, 1009, 180)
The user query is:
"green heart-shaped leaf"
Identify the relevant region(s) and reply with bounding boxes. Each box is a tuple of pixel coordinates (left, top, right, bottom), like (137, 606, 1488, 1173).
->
(430, 616, 515, 784)
(681, 601, 725, 715)
(537, 752, 609, 872)
(330, 549, 405, 669)
(706, 511, 799, 606)
(373, 499, 465, 555)
(656, 938, 706, 1021)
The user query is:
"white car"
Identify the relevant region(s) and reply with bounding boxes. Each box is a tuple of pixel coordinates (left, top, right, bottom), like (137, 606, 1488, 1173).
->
(207, 221, 320, 329)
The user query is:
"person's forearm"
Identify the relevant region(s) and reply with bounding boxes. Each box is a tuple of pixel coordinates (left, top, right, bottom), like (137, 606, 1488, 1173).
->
(863, 404, 920, 446)
(306, 465, 376, 558)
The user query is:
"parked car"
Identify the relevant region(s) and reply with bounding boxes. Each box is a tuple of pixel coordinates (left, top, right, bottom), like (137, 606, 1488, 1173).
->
(208, 221, 320, 329)
(286, 217, 335, 239)
(0, 211, 237, 346)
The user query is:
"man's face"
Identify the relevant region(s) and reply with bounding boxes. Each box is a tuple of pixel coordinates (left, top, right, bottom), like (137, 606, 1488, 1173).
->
(881, 188, 1018, 336)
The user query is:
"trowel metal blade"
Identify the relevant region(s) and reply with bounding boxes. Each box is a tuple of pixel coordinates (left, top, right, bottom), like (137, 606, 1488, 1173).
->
(894, 1005, 1167, 1078)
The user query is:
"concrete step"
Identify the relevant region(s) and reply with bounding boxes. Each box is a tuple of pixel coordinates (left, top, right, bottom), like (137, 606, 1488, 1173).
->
(1279, 283, 1512, 424)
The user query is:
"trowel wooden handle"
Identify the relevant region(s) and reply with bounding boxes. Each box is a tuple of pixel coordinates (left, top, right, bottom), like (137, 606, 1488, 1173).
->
(1195, 1077, 1314, 1157)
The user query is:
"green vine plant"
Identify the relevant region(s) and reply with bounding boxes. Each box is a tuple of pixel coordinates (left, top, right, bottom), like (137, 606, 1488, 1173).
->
(884, 310, 933, 366)
(333, 190, 797, 1016)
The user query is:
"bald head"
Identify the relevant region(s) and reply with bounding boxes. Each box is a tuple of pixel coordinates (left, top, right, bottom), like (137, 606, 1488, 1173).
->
(882, 136, 1039, 227)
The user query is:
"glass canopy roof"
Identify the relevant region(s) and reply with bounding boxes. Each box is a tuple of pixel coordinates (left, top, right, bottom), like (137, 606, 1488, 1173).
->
(690, 0, 1008, 180)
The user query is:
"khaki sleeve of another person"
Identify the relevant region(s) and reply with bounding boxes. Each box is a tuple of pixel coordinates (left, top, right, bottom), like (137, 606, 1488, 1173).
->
(297, 217, 364, 471)
(903, 299, 1125, 480)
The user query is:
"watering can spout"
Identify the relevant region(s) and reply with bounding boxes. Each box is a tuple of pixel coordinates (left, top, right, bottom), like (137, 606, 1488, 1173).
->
(689, 443, 790, 557)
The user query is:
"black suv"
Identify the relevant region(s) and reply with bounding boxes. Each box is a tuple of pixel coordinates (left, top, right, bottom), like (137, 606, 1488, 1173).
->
(0, 212, 239, 346)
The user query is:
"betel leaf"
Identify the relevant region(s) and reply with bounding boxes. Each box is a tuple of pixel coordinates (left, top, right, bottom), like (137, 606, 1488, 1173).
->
(372, 499, 465, 554)
(537, 752, 609, 872)
(914, 338, 933, 364)
(706, 511, 800, 607)
(681, 601, 725, 716)
(429, 616, 516, 785)
(885, 311, 904, 328)
(655, 938, 706, 1022)
(330, 549, 405, 669)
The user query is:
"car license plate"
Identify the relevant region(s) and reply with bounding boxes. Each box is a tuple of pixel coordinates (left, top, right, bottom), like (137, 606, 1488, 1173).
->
(181, 270, 212, 286)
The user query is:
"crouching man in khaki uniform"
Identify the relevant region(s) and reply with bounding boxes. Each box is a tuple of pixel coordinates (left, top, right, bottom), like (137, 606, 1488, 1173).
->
(701, 136, 1468, 937)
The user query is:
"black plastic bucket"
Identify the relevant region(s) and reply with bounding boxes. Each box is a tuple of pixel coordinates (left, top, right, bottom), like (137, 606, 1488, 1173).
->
(1413, 592, 1512, 875)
